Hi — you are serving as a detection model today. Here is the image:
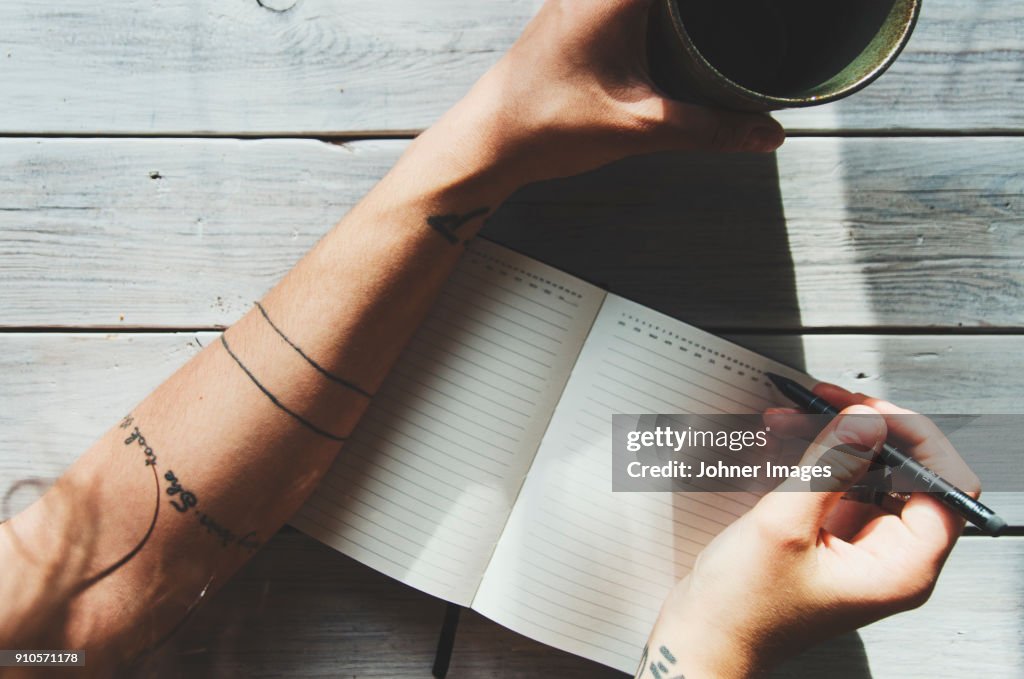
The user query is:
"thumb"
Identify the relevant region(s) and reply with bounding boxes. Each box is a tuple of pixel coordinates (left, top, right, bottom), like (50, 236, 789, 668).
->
(631, 96, 786, 154)
(755, 405, 887, 537)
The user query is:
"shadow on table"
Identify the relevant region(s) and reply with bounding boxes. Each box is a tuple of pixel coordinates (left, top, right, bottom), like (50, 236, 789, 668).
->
(138, 528, 871, 678)
(488, 149, 874, 679)
(485, 150, 808, 347)
(134, 528, 629, 678)
(489, 150, 873, 679)
(771, 632, 873, 678)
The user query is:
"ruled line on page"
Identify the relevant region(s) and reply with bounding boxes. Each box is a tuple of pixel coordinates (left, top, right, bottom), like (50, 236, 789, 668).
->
(494, 586, 646, 645)
(295, 503, 464, 580)
(417, 325, 549, 380)
(372, 390, 522, 451)
(527, 518, 687, 580)
(382, 371, 528, 431)
(359, 410, 510, 474)
(350, 426, 503, 493)
(316, 472, 487, 534)
(507, 562, 655, 624)
(410, 334, 545, 392)
(424, 315, 556, 367)
(571, 411, 763, 495)
(291, 238, 607, 606)
(603, 356, 753, 412)
(550, 448, 753, 525)
(608, 335, 774, 409)
(445, 277, 571, 332)
(536, 462, 737, 540)
(375, 388, 523, 441)
(433, 298, 564, 344)
(575, 407, 770, 475)
(516, 554, 659, 610)
(472, 294, 800, 673)
(607, 342, 767, 402)
(306, 491, 480, 559)
(440, 282, 569, 333)
(399, 345, 539, 404)
(520, 547, 666, 604)
(430, 300, 561, 356)
(337, 445, 494, 512)
(482, 602, 640, 660)
(291, 512, 451, 586)
(594, 370, 724, 414)
(537, 484, 719, 555)
(450, 268, 577, 319)
(388, 363, 533, 419)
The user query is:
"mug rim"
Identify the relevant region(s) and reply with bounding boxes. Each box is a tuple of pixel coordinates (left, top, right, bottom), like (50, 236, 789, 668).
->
(662, 0, 922, 108)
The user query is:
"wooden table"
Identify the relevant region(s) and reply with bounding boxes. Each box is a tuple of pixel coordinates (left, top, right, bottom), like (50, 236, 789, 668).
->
(1, 1, 1021, 676)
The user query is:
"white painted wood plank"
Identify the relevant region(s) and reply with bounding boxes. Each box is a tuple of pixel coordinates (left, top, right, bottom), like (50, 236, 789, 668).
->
(491, 136, 1024, 329)
(732, 334, 1024, 414)
(733, 333, 1022, 521)
(0, 138, 395, 327)
(1, 333, 1020, 525)
(131, 529, 1024, 677)
(776, 0, 1024, 133)
(2, 334, 1018, 676)
(773, 535, 1023, 679)
(1, 137, 1020, 329)
(0, 1, 1020, 134)
(0, 0, 534, 136)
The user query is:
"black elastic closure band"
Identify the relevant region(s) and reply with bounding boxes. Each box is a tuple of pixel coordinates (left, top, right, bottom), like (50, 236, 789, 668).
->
(432, 603, 462, 678)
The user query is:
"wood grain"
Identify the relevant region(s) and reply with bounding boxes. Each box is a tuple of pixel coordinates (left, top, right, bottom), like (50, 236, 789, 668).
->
(128, 527, 1023, 678)
(2, 1, 1019, 676)
(1, 332, 1020, 526)
(0, 1, 1020, 134)
(1, 137, 1021, 329)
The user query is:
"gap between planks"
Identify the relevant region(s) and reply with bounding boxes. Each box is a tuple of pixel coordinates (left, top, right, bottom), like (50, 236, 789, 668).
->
(0, 130, 1023, 141)
(5, 326, 1024, 336)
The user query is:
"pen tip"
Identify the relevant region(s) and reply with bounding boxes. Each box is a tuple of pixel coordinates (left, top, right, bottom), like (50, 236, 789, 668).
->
(985, 514, 1008, 537)
(764, 372, 786, 390)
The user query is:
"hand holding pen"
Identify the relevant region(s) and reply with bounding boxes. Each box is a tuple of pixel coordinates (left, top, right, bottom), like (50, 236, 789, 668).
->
(765, 375, 1004, 536)
(646, 384, 989, 676)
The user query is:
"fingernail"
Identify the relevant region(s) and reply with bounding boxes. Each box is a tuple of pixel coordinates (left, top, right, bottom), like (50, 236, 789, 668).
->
(743, 126, 784, 152)
(834, 412, 883, 450)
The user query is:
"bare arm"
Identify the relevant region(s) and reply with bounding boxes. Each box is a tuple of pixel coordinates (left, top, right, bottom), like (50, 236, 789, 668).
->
(0, 0, 781, 670)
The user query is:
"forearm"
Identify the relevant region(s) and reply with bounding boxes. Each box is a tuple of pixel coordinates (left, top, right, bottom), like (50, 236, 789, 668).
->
(1, 0, 788, 666)
(0, 93, 522, 660)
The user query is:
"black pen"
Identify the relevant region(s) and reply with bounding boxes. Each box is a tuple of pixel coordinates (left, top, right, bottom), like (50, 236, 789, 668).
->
(765, 372, 1006, 537)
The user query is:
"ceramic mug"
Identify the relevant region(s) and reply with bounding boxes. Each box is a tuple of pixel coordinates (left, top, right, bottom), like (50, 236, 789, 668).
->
(647, 0, 921, 111)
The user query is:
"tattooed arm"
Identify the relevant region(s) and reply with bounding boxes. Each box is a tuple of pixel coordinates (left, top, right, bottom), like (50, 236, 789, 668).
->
(0, 0, 781, 669)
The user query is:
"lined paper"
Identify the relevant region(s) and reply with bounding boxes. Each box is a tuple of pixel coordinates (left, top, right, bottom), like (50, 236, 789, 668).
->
(472, 295, 808, 672)
(290, 239, 606, 604)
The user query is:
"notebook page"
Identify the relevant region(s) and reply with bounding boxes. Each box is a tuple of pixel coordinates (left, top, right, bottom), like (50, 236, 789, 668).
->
(290, 239, 606, 605)
(472, 294, 809, 671)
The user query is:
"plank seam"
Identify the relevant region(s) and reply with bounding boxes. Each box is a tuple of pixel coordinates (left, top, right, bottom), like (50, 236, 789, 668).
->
(0, 130, 1023, 141)
(2, 327, 1024, 336)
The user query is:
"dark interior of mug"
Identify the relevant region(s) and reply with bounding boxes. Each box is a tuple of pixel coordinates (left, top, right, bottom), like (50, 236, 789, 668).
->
(676, 0, 905, 98)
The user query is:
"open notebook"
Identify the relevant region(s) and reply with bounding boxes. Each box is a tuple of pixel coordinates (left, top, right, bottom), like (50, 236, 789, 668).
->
(290, 238, 809, 674)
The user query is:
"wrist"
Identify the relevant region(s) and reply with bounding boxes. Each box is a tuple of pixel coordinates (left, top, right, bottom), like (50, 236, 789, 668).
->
(643, 623, 760, 679)
(394, 83, 529, 208)
(397, 53, 568, 205)
(644, 586, 763, 679)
